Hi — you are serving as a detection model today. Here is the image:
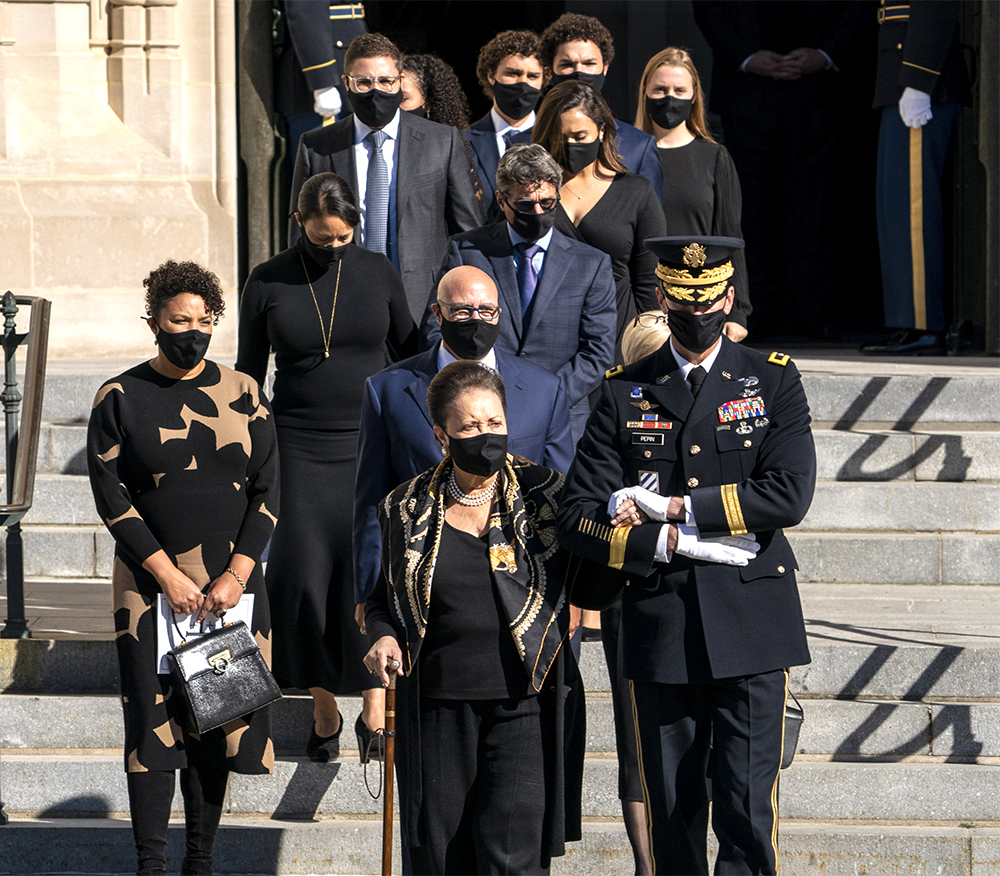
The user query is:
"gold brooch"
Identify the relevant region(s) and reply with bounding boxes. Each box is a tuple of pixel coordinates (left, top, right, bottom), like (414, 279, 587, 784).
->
(683, 242, 707, 268)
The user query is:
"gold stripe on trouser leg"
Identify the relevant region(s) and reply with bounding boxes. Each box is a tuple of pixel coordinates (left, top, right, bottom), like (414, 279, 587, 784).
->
(770, 668, 790, 873)
(629, 679, 657, 874)
(909, 126, 927, 331)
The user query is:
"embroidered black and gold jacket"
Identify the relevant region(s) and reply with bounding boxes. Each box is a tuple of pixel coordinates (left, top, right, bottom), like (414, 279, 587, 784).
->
(366, 454, 570, 693)
(557, 337, 815, 684)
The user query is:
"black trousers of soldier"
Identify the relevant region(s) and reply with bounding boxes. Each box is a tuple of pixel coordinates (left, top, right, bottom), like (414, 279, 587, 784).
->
(408, 694, 548, 875)
(631, 670, 789, 875)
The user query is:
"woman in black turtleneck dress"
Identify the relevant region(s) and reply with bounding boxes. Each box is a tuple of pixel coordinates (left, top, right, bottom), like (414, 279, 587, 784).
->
(237, 172, 417, 763)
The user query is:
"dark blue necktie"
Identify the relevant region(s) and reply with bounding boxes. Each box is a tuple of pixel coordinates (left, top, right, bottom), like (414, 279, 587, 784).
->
(517, 243, 541, 316)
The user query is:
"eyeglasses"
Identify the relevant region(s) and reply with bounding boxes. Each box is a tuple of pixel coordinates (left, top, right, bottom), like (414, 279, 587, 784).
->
(634, 313, 670, 328)
(503, 195, 560, 214)
(346, 74, 401, 93)
(437, 302, 502, 322)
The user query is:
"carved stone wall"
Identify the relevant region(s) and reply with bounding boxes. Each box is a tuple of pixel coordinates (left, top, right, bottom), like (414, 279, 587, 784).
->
(0, 0, 238, 357)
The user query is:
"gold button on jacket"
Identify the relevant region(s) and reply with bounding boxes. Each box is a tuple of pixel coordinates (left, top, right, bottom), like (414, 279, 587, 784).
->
(687, 477, 699, 488)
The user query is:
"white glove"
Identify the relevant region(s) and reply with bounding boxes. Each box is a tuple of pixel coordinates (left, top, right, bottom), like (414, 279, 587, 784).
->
(674, 523, 759, 566)
(313, 86, 342, 119)
(608, 486, 672, 522)
(899, 87, 932, 128)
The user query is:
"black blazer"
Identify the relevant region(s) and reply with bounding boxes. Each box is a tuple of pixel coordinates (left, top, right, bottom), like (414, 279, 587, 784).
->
(558, 339, 815, 683)
(289, 111, 486, 319)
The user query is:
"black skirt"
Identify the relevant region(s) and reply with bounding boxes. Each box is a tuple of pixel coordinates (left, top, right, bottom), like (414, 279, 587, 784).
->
(266, 426, 378, 693)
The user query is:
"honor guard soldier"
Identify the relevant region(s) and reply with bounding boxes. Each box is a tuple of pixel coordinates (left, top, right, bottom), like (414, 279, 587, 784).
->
(557, 236, 816, 875)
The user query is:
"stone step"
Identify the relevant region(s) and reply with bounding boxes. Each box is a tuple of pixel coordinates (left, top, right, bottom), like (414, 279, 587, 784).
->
(3, 691, 998, 760)
(811, 427, 1000, 482)
(21, 473, 1000, 533)
(2, 753, 998, 823)
(1, 818, 999, 876)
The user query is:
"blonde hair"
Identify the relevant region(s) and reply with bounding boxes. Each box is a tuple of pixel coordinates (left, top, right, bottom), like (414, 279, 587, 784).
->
(622, 312, 671, 366)
(634, 47, 714, 143)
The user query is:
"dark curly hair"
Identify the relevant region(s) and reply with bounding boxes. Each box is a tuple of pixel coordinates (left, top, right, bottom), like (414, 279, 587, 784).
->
(143, 260, 226, 325)
(344, 32, 402, 74)
(538, 13, 615, 70)
(475, 30, 543, 99)
(402, 54, 471, 130)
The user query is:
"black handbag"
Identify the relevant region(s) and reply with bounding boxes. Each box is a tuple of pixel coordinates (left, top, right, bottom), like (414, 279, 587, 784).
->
(167, 619, 282, 735)
(781, 691, 804, 769)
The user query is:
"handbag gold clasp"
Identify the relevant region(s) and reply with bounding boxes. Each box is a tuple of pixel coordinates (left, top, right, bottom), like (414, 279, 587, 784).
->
(208, 649, 232, 674)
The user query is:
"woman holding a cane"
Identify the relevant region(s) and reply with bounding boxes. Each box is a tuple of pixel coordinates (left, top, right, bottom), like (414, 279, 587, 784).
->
(364, 360, 584, 875)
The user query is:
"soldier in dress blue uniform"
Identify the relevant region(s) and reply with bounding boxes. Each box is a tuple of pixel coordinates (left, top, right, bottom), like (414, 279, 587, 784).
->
(558, 236, 816, 875)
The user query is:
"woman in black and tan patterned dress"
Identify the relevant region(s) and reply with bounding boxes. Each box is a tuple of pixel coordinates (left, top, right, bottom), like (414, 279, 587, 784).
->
(87, 261, 279, 876)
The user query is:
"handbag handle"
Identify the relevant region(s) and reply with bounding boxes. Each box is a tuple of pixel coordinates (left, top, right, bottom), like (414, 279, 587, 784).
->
(169, 598, 219, 646)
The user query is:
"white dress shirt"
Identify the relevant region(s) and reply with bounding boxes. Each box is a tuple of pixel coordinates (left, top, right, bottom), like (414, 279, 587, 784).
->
(353, 110, 401, 271)
(491, 107, 535, 159)
(437, 341, 498, 371)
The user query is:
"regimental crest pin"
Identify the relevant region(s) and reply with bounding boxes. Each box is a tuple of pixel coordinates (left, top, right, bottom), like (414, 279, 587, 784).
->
(736, 421, 753, 435)
(631, 386, 644, 399)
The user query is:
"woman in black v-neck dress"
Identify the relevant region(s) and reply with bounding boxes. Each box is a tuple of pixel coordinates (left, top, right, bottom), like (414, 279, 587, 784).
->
(533, 81, 666, 364)
(237, 173, 417, 763)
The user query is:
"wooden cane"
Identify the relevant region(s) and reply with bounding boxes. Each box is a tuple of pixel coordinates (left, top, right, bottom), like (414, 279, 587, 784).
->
(381, 659, 400, 876)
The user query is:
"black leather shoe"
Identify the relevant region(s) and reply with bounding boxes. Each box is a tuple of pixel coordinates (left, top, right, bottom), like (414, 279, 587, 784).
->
(306, 711, 343, 762)
(355, 713, 384, 764)
(581, 626, 603, 643)
(861, 329, 946, 356)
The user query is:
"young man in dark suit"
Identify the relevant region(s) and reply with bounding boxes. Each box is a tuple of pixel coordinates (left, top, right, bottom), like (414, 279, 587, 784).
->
(466, 30, 546, 223)
(538, 12, 663, 200)
(558, 237, 816, 875)
(353, 265, 573, 620)
(420, 144, 617, 445)
(288, 32, 484, 320)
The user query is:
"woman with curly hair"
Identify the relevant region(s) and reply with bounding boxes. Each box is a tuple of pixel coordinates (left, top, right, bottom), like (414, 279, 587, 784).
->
(88, 260, 279, 875)
(401, 53, 471, 130)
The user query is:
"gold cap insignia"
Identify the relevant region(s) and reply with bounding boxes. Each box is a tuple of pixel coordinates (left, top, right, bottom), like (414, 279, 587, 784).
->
(682, 242, 707, 268)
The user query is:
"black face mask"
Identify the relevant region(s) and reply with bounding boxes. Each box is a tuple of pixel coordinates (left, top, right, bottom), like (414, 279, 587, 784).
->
(646, 94, 693, 131)
(296, 231, 349, 270)
(667, 307, 727, 355)
(156, 327, 211, 371)
(448, 431, 508, 477)
(550, 70, 606, 92)
(347, 87, 404, 129)
(405, 104, 427, 118)
(439, 315, 501, 361)
(562, 138, 602, 175)
(506, 203, 558, 242)
(491, 80, 541, 121)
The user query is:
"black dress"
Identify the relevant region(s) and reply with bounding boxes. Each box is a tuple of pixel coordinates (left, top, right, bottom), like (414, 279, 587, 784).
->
(237, 239, 417, 693)
(88, 361, 279, 775)
(553, 172, 666, 359)
(658, 137, 751, 327)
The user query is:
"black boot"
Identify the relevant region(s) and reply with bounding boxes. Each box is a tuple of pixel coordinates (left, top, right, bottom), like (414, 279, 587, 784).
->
(127, 770, 175, 875)
(179, 763, 229, 875)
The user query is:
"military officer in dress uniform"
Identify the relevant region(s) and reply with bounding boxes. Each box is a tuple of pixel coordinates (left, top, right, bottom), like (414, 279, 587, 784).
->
(557, 236, 816, 875)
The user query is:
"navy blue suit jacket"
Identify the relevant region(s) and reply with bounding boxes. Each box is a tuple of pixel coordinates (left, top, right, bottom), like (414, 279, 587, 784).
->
(419, 222, 616, 443)
(464, 112, 533, 223)
(352, 343, 574, 603)
(614, 119, 663, 204)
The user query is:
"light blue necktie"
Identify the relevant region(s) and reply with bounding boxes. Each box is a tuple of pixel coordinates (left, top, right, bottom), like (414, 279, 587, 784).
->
(365, 130, 389, 256)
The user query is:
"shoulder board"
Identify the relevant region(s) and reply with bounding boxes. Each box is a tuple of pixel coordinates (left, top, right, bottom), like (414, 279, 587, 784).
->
(605, 365, 624, 379)
(767, 351, 790, 367)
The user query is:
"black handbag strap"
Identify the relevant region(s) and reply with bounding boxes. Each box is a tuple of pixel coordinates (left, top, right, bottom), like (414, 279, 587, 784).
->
(169, 603, 223, 648)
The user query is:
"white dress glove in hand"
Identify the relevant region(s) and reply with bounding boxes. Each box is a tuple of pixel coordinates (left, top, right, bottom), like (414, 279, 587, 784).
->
(674, 523, 760, 566)
(313, 86, 342, 119)
(899, 87, 932, 128)
(608, 486, 673, 522)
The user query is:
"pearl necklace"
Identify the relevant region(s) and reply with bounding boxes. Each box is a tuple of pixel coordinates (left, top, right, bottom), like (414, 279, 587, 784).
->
(447, 470, 497, 507)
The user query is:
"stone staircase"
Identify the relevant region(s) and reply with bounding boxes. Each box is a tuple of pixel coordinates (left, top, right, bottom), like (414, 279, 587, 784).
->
(0, 351, 998, 874)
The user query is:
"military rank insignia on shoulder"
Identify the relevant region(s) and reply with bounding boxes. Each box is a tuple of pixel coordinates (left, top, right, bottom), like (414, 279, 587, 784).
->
(767, 352, 790, 367)
(605, 365, 624, 379)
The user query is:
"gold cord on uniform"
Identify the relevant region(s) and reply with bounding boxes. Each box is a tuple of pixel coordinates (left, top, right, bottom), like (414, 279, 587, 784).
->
(298, 252, 342, 359)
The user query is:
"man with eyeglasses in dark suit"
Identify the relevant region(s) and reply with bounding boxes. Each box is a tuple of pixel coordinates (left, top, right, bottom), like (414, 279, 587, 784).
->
(420, 144, 616, 445)
(289, 32, 484, 321)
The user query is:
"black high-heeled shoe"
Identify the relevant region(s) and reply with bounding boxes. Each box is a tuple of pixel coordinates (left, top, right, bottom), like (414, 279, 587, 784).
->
(355, 713, 384, 764)
(306, 710, 343, 762)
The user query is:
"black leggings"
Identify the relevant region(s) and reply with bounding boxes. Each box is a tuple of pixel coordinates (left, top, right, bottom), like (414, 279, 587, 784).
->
(126, 764, 229, 875)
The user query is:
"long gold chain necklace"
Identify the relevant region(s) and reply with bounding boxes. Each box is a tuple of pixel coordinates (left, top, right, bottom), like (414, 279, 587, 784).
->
(298, 252, 341, 359)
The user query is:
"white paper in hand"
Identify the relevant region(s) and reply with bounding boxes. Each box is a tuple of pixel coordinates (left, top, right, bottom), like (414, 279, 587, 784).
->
(155, 594, 255, 674)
